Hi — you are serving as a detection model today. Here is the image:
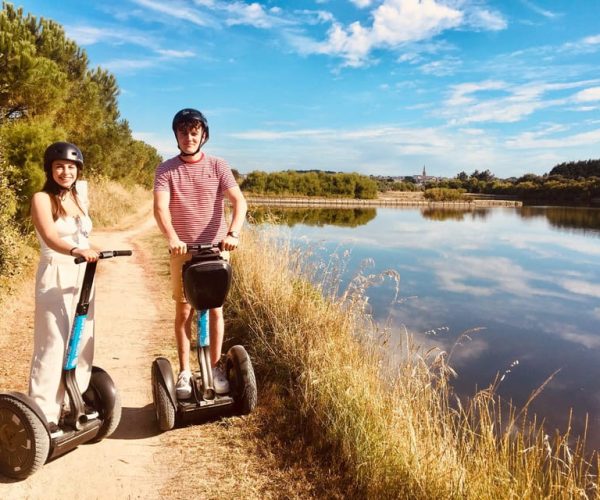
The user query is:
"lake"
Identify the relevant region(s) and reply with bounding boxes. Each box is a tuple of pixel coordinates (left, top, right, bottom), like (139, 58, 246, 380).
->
(250, 205, 600, 449)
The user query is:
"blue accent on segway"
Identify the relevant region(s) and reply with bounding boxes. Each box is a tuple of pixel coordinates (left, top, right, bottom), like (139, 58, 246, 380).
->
(65, 314, 87, 370)
(199, 310, 209, 347)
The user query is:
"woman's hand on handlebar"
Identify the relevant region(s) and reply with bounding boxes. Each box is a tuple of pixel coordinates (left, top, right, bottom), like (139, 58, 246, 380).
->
(72, 248, 99, 262)
(169, 238, 188, 256)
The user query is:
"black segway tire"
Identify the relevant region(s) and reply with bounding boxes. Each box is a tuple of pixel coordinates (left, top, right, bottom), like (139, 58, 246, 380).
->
(83, 366, 122, 442)
(226, 346, 257, 415)
(151, 362, 176, 431)
(0, 395, 50, 479)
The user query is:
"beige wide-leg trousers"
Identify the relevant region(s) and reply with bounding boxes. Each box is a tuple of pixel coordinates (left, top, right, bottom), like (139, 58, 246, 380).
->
(29, 254, 95, 424)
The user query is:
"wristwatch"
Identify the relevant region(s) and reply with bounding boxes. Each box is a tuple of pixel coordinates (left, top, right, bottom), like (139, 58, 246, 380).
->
(227, 230, 240, 238)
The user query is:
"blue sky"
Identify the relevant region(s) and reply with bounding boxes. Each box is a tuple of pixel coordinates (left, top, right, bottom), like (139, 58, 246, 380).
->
(14, 0, 600, 178)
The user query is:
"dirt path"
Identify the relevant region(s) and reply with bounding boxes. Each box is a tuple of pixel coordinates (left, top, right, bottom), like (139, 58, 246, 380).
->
(1, 216, 168, 499)
(0, 214, 340, 500)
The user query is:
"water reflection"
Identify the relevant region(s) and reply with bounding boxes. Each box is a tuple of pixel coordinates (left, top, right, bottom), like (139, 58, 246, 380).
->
(519, 206, 600, 236)
(421, 207, 490, 221)
(249, 206, 376, 227)
(252, 204, 600, 450)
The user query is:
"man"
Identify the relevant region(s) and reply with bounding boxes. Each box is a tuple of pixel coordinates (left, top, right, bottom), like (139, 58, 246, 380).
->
(154, 108, 247, 398)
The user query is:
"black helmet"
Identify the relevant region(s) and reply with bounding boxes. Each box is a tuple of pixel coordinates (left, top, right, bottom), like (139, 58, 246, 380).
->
(43, 142, 84, 171)
(172, 108, 209, 156)
(172, 108, 209, 139)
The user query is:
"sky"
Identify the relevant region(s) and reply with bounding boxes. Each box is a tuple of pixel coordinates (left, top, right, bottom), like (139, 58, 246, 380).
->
(13, 0, 600, 178)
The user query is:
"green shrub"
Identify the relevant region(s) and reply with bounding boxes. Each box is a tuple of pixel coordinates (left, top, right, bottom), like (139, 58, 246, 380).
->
(424, 187, 466, 201)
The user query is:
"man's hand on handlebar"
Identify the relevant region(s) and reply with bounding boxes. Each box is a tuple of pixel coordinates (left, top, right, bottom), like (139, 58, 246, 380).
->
(169, 238, 188, 256)
(221, 234, 239, 251)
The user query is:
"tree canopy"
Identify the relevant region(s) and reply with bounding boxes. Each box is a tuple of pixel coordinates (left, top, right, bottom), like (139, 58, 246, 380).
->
(0, 3, 161, 218)
(549, 159, 600, 179)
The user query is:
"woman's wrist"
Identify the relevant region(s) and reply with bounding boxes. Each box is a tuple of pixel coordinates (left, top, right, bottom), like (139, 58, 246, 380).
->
(69, 247, 78, 256)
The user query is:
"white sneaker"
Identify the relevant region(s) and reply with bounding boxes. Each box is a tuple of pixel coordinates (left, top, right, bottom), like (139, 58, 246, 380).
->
(212, 364, 230, 394)
(176, 370, 192, 399)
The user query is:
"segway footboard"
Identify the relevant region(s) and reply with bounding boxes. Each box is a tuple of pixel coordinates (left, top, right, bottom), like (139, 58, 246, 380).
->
(178, 394, 235, 423)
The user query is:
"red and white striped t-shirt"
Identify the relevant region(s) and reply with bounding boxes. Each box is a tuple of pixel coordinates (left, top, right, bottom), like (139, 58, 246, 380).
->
(154, 153, 238, 244)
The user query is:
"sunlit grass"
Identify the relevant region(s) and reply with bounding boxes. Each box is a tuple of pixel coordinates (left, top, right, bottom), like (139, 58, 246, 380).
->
(227, 224, 599, 499)
(88, 176, 151, 229)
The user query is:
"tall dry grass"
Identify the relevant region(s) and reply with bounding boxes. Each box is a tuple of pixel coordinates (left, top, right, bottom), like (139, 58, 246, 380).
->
(228, 225, 599, 499)
(87, 176, 152, 229)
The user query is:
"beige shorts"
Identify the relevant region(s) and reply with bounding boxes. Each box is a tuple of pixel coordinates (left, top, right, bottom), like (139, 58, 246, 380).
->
(170, 250, 230, 303)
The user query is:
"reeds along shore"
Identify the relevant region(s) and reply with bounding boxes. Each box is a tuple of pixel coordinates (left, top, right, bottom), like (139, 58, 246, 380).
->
(228, 225, 598, 499)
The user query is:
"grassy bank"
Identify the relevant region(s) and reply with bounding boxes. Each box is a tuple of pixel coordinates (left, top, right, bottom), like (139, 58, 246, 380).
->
(226, 225, 598, 498)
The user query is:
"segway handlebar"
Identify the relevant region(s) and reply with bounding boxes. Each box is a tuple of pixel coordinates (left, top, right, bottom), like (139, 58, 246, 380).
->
(187, 243, 221, 252)
(74, 250, 133, 264)
(168, 243, 222, 254)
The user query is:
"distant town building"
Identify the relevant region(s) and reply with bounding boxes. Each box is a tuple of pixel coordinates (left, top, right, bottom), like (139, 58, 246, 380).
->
(413, 166, 439, 184)
(371, 167, 443, 185)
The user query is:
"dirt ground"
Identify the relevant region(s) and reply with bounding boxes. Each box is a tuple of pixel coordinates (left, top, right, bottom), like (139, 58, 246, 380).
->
(0, 215, 329, 500)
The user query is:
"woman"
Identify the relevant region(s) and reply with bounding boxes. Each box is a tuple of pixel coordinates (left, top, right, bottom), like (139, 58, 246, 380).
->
(29, 142, 99, 431)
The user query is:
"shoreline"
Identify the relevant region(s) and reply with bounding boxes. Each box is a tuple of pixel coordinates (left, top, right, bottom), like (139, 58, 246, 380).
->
(245, 196, 523, 208)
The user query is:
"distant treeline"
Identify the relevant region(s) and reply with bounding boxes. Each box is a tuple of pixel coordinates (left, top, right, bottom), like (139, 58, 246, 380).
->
(421, 163, 600, 206)
(241, 170, 379, 199)
(550, 159, 600, 179)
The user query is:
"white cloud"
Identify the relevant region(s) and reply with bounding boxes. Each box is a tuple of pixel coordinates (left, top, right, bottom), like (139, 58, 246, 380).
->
(350, 0, 374, 8)
(464, 8, 507, 31)
(506, 128, 600, 149)
(443, 80, 600, 125)
(574, 87, 600, 103)
(370, 0, 463, 45)
(583, 34, 600, 45)
(224, 2, 280, 28)
(560, 279, 600, 299)
(294, 0, 468, 67)
(559, 331, 600, 349)
(229, 125, 454, 151)
(446, 80, 507, 106)
(432, 255, 554, 298)
(103, 58, 158, 72)
(132, 0, 218, 27)
(519, 0, 561, 19)
(419, 56, 461, 76)
(66, 25, 155, 47)
(155, 49, 196, 58)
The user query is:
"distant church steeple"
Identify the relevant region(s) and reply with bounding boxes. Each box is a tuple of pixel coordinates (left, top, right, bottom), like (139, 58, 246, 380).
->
(422, 165, 426, 177)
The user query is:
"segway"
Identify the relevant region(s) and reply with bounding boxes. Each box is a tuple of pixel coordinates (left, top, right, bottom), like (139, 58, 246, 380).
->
(0, 250, 132, 479)
(151, 244, 257, 431)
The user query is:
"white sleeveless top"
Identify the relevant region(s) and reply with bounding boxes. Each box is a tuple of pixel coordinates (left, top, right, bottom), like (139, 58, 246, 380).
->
(37, 214, 93, 258)
(36, 186, 93, 259)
